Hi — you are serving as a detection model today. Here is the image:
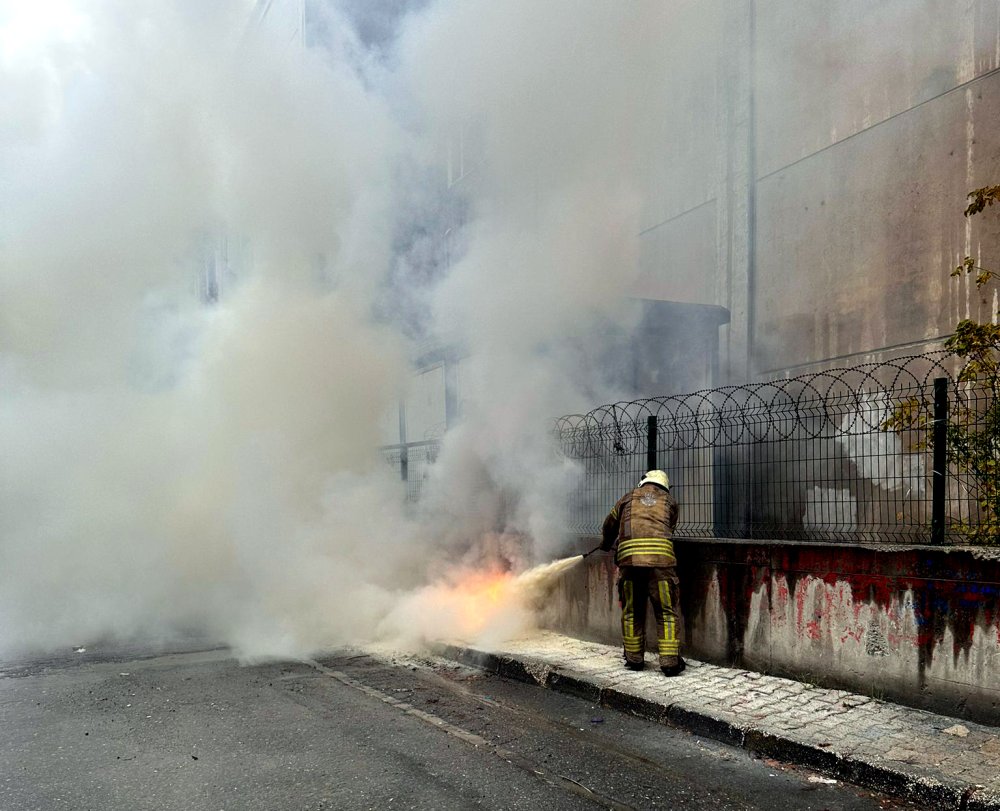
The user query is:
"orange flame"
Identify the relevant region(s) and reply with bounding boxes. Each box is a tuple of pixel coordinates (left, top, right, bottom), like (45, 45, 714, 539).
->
(396, 555, 582, 644)
(444, 569, 516, 635)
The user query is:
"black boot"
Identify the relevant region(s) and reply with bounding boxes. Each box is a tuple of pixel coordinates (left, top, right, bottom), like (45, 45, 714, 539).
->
(661, 658, 686, 677)
(624, 660, 645, 671)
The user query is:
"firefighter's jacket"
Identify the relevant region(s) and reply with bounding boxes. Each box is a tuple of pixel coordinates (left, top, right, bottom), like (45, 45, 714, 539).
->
(600, 483, 679, 567)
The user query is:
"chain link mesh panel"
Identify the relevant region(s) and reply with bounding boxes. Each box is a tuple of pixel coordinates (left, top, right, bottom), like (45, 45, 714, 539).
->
(555, 353, 980, 543)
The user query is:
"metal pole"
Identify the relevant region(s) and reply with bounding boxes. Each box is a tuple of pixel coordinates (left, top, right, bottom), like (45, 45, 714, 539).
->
(444, 360, 460, 430)
(931, 377, 948, 544)
(398, 400, 408, 483)
(647, 415, 657, 473)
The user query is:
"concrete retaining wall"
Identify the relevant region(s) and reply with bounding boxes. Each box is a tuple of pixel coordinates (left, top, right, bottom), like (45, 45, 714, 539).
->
(543, 538, 1000, 725)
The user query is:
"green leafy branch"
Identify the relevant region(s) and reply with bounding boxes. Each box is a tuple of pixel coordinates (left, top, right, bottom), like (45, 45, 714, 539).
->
(883, 186, 1000, 543)
(963, 184, 1000, 217)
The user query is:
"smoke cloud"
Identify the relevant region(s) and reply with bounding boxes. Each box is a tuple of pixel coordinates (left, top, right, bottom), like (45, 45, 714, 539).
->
(0, 0, 702, 659)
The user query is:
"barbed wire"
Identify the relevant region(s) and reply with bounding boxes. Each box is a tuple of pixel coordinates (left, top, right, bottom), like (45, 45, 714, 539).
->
(555, 353, 958, 457)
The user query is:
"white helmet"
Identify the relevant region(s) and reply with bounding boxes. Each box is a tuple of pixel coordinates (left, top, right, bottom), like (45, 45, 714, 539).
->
(639, 470, 670, 490)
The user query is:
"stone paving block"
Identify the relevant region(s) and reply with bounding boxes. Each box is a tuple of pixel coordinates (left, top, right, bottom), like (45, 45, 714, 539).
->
(729, 697, 765, 711)
(496, 654, 551, 685)
(744, 728, 844, 773)
(666, 704, 745, 746)
(748, 681, 783, 695)
(603, 686, 671, 723)
(695, 677, 735, 693)
(969, 789, 1000, 811)
(546, 668, 603, 702)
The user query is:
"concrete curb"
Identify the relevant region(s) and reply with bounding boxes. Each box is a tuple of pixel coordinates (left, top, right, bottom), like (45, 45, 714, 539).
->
(435, 643, 998, 811)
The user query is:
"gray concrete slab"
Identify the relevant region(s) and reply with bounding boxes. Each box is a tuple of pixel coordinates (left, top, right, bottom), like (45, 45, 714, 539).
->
(0, 642, 918, 810)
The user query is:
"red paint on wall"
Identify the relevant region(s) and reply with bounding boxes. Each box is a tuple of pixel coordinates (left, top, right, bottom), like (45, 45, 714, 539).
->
(795, 581, 806, 631)
(677, 542, 1000, 684)
(775, 577, 790, 603)
(841, 627, 863, 644)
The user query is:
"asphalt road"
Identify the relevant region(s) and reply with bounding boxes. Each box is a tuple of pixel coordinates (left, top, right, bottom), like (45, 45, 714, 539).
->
(0, 643, 924, 810)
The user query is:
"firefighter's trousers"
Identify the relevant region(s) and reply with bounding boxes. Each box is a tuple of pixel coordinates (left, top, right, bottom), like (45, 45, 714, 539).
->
(617, 565, 682, 667)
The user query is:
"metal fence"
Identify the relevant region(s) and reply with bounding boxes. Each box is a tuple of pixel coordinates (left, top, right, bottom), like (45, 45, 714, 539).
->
(554, 353, 998, 545)
(379, 354, 998, 544)
(380, 439, 441, 503)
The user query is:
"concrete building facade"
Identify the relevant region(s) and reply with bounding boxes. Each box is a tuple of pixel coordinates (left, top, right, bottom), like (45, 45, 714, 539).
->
(640, 0, 1000, 382)
(253, 1, 1000, 396)
(391, 0, 1000, 441)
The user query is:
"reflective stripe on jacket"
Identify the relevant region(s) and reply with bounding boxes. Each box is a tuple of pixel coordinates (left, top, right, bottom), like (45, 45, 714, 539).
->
(600, 482, 679, 567)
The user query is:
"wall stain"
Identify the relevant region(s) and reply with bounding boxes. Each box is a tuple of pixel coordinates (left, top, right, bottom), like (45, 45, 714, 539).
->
(556, 538, 1000, 723)
(678, 542, 1000, 687)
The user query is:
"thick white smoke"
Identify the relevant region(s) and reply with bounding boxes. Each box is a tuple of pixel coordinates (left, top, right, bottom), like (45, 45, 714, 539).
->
(0, 0, 704, 658)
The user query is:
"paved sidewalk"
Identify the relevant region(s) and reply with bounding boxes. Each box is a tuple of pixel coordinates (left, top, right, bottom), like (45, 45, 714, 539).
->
(435, 632, 1000, 811)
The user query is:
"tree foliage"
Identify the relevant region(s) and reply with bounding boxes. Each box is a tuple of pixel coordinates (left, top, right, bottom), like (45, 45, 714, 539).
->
(885, 186, 1000, 543)
(963, 184, 1000, 217)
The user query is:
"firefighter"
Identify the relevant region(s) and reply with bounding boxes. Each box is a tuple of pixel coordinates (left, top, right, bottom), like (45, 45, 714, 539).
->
(600, 470, 685, 676)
